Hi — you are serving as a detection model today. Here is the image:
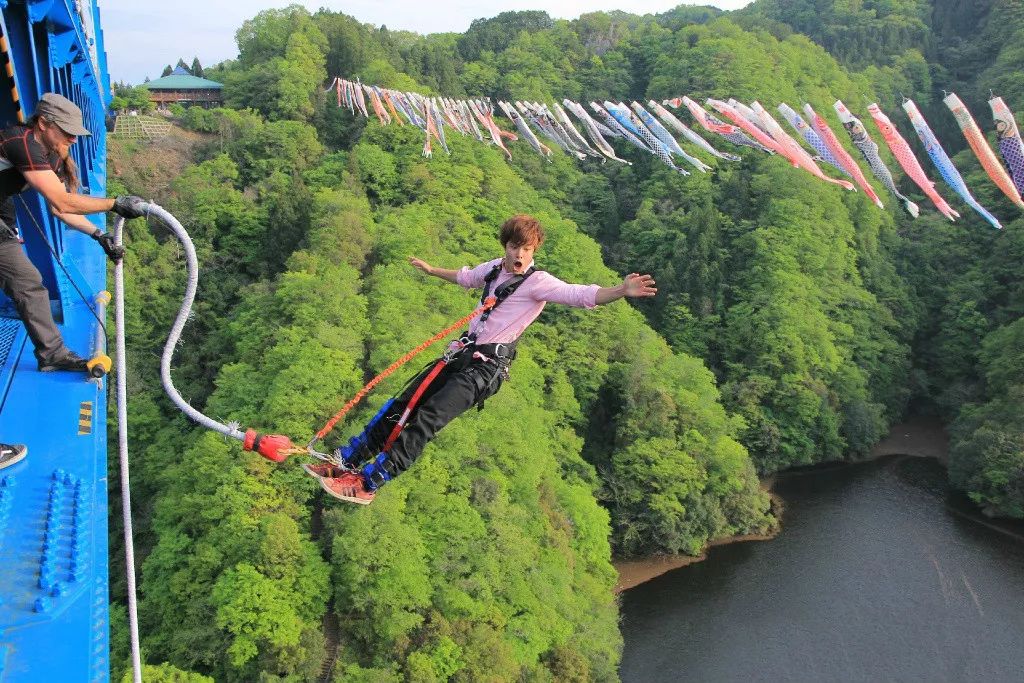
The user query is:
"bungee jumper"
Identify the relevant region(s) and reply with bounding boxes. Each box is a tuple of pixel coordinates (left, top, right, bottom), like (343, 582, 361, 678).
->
(302, 214, 657, 505)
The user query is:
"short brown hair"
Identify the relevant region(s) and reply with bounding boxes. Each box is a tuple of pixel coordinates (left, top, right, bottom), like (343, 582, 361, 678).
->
(499, 214, 545, 247)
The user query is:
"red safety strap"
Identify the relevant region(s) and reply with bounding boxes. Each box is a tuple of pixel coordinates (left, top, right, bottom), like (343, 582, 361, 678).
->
(381, 358, 447, 452)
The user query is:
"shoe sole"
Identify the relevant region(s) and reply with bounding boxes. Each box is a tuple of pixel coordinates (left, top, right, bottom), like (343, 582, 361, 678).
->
(0, 446, 28, 470)
(38, 365, 88, 372)
(303, 464, 373, 505)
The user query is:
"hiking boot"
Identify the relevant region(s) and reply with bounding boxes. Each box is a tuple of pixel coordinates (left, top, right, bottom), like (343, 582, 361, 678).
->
(318, 471, 375, 505)
(38, 350, 88, 372)
(0, 443, 27, 470)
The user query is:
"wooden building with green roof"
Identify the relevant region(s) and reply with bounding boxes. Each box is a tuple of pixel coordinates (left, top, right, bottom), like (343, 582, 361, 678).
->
(143, 66, 223, 108)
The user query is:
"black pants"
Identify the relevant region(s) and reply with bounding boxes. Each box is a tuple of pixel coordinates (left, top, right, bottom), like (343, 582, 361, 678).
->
(360, 353, 506, 474)
(0, 239, 64, 362)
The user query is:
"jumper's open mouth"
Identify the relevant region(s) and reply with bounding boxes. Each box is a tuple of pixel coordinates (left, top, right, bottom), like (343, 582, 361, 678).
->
(513, 259, 523, 268)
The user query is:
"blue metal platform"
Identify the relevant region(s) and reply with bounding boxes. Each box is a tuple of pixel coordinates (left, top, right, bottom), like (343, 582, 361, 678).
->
(0, 0, 112, 680)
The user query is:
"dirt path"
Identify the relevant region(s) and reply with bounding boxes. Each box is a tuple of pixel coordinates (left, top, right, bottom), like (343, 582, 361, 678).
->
(613, 417, 950, 593)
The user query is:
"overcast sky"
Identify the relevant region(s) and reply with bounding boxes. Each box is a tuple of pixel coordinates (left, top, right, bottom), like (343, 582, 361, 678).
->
(101, 1, 753, 84)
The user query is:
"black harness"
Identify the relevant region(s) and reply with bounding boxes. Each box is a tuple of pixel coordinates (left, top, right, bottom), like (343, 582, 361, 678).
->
(388, 262, 537, 425)
(462, 263, 535, 361)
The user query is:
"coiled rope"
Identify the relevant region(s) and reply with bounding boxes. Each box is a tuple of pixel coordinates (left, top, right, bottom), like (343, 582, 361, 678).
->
(148, 203, 246, 441)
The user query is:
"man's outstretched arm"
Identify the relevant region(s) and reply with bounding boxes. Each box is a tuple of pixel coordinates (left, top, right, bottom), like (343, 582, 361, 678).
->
(409, 256, 461, 284)
(24, 169, 148, 218)
(595, 273, 657, 305)
(24, 169, 114, 214)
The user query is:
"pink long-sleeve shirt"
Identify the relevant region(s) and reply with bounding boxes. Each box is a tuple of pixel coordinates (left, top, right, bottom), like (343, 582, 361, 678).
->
(455, 257, 601, 344)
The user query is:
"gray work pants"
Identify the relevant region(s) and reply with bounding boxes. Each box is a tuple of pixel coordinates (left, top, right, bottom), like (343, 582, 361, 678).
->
(0, 239, 64, 362)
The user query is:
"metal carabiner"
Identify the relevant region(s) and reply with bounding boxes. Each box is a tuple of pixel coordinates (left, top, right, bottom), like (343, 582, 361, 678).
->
(443, 336, 471, 362)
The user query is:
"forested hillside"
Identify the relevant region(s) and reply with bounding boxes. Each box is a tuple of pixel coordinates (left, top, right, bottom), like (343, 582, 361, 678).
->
(108, 2, 1023, 680)
(740, 0, 1024, 517)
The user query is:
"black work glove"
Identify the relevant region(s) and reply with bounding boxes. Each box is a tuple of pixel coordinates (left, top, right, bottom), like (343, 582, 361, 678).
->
(111, 195, 148, 219)
(92, 230, 125, 262)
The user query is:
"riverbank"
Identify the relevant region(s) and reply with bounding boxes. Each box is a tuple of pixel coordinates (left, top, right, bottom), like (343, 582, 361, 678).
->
(868, 415, 949, 464)
(614, 522, 780, 592)
(612, 417, 950, 593)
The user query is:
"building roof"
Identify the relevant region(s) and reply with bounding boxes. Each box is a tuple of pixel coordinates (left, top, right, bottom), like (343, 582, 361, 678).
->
(144, 73, 223, 90)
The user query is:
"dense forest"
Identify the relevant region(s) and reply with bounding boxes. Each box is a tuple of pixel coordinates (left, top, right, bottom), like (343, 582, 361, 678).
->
(107, 0, 1023, 680)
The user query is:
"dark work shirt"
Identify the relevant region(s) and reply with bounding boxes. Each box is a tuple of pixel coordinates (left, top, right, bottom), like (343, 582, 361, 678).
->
(0, 125, 64, 240)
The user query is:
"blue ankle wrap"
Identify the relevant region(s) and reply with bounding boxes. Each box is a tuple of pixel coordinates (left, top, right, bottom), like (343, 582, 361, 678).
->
(362, 453, 393, 491)
(334, 398, 395, 465)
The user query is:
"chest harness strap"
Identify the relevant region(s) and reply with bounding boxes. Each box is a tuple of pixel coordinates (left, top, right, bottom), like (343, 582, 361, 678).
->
(459, 263, 536, 354)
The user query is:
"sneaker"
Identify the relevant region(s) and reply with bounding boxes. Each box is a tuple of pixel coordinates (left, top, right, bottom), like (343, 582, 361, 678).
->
(38, 350, 88, 372)
(0, 443, 27, 470)
(302, 462, 343, 479)
(318, 471, 375, 505)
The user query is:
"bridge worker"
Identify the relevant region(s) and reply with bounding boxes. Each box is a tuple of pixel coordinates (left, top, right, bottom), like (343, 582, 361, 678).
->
(0, 442, 26, 470)
(0, 92, 148, 372)
(306, 214, 657, 504)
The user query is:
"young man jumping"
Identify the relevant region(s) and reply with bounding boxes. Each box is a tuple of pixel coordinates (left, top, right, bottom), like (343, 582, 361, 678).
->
(306, 214, 656, 504)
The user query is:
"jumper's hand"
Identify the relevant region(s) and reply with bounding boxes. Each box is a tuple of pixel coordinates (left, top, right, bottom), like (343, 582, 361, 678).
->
(623, 273, 657, 298)
(409, 256, 433, 275)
